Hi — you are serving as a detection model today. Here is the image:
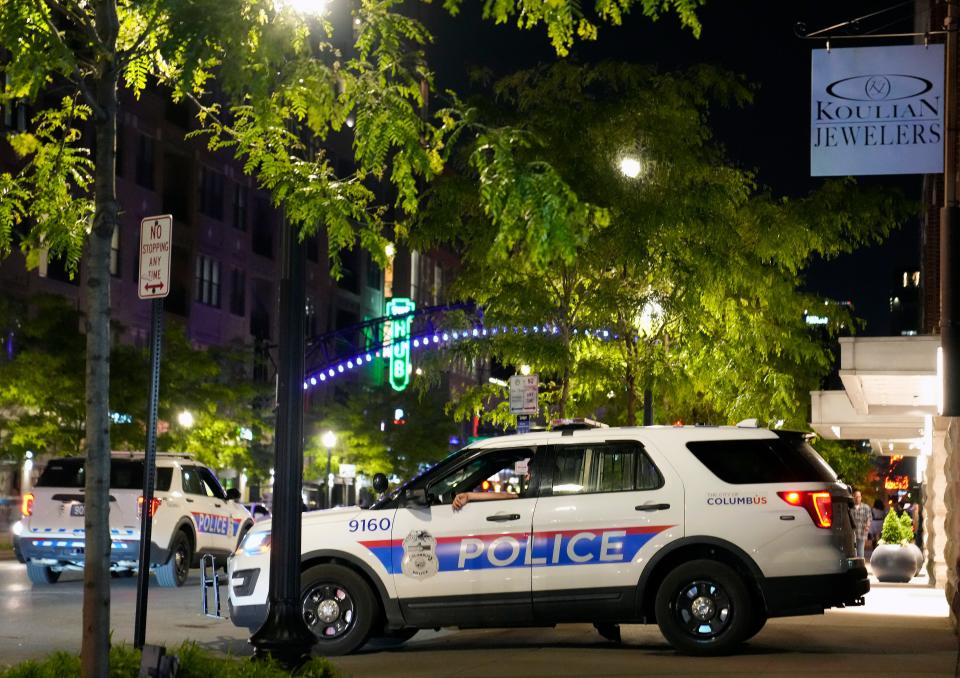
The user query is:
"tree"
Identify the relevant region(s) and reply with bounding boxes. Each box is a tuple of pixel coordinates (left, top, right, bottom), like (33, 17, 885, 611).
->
(0, 295, 86, 461)
(0, 1, 704, 672)
(414, 62, 907, 430)
(306, 381, 457, 482)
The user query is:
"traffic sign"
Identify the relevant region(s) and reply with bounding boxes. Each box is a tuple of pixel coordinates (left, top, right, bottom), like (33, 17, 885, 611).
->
(509, 375, 539, 415)
(339, 463, 356, 479)
(138, 215, 173, 300)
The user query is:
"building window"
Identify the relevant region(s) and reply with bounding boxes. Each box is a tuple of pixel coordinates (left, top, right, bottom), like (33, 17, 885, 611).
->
(135, 134, 155, 189)
(110, 223, 120, 277)
(366, 253, 382, 290)
(1, 73, 27, 132)
(306, 234, 319, 263)
(232, 184, 247, 231)
(252, 197, 273, 258)
(230, 268, 246, 316)
(195, 255, 221, 307)
(199, 167, 225, 220)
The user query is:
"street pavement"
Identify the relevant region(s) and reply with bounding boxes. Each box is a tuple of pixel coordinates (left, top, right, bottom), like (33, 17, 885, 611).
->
(0, 559, 956, 676)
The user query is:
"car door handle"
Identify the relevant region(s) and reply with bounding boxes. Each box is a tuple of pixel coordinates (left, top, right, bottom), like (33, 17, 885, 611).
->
(214, 503, 221, 508)
(780, 515, 796, 521)
(486, 513, 521, 522)
(185, 498, 194, 503)
(635, 503, 670, 511)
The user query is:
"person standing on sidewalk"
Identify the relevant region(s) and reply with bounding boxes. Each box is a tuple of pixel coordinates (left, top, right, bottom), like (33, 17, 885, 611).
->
(851, 490, 872, 558)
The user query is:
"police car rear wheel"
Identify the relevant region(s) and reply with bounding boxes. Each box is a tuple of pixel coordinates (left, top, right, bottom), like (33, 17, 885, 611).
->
(155, 531, 191, 588)
(26, 562, 60, 585)
(300, 564, 376, 655)
(654, 559, 750, 656)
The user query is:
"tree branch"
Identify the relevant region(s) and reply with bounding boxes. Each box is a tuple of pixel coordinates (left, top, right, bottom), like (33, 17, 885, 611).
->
(42, 0, 102, 50)
(117, 8, 164, 68)
(31, 0, 104, 118)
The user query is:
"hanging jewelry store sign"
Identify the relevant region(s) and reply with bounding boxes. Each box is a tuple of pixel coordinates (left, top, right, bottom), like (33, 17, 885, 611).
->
(811, 44, 944, 176)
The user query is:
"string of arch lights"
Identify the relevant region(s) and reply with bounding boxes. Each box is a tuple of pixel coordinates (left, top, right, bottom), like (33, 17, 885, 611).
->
(302, 324, 631, 392)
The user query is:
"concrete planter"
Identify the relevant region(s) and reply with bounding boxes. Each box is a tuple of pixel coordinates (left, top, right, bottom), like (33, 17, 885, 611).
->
(906, 543, 924, 577)
(870, 543, 918, 583)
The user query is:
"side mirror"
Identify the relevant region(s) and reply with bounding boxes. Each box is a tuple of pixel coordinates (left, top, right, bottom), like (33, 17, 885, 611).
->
(225, 488, 241, 503)
(402, 487, 429, 507)
(372, 473, 389, 494)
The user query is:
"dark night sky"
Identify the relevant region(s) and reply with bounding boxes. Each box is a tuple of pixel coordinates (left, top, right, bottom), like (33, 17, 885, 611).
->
(423, 1, 926, 336)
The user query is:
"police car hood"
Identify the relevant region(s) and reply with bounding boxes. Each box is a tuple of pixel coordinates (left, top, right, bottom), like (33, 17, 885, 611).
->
(301, 506, 362, 526)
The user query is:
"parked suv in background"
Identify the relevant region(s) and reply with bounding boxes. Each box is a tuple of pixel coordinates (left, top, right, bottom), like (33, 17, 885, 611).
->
(19, 452, 252, 587)
(228, 421, 867, 656)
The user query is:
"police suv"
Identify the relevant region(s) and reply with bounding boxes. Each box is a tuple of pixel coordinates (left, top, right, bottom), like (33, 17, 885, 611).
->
(19, 452, 253, 587)
(228, 422, 868, 655)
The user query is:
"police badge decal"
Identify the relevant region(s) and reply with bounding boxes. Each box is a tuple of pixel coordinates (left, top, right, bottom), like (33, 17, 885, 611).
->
(401, 530, 439, 579)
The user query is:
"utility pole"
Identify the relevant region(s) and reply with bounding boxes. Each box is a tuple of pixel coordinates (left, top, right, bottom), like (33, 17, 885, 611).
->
(249, 216, 316, 665)
(942, 0, 960, 415)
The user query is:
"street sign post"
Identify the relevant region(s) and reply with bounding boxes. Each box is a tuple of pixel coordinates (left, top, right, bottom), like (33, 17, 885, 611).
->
(138, 215, 172, 300)
(509, 375, 539, 415)
(134, 215, 173, 649)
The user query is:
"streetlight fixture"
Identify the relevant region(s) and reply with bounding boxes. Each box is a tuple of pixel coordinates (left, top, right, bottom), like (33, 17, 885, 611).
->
(322, 431, 336, 509)
(177, 410, 194, 428)
(619, 155, 642, 179)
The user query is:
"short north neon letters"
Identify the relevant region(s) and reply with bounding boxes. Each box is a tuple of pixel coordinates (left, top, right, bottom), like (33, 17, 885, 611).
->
(360, 525, 671, 576)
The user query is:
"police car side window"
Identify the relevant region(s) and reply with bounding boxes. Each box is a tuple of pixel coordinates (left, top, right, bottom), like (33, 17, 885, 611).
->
(428, 448, 535, 504)
(552, 443, 663, 495)
(197, 467, 227, 500)
(181, 467, 205, 495)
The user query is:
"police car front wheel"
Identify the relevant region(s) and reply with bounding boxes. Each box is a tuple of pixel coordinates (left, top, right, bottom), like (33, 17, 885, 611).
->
(654, 559, 751, 656)
(300, 563, 376, 656)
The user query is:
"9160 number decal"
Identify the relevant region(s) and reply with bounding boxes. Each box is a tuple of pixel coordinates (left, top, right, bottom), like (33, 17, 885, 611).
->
(349, 517, 391, 532)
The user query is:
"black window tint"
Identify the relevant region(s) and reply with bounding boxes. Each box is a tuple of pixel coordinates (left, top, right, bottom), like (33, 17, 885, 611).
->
(197, 467, 227, 500)
(551, 442, 662, 495)
(685, 437, 837, 484)
(427, 448, 536, 504)
(181, 467, 205, 495)
(37, 459, 172, 491)
(36, 459, 84, 488)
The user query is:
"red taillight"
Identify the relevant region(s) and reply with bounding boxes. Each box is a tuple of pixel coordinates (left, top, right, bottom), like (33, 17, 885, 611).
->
(777, 490, 832, 529)
(21, 493, 34, 517)
(137, 496, 162, 518)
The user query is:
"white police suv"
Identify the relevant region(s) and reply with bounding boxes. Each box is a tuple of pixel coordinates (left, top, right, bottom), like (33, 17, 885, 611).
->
(19, 452, 252, 587)
(228, 422, 867, 655)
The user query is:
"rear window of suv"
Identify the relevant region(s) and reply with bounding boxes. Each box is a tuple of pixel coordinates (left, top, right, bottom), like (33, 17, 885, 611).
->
(685, 437, 837, 484)
(36, 459, 173, 491)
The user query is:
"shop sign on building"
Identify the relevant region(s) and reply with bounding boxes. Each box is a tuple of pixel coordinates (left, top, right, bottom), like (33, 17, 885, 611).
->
(811, 44, 944, 176)
(385, 297, 415, 392)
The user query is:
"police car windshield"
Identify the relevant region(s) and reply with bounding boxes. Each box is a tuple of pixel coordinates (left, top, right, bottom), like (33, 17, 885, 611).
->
(370, 444, 477, 509)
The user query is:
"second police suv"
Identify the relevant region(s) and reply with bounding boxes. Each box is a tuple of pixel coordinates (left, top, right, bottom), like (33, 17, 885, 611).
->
(228, 420, 868, 655)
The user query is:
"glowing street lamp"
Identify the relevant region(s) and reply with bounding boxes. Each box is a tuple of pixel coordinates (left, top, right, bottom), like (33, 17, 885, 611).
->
(177, 410, 194, 428)
(322, 431, 337, 509)
(619, 155, 642, 179)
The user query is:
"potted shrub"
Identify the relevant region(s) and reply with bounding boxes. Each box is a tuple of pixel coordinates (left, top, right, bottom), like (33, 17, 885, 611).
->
(870, 509, 922, 582)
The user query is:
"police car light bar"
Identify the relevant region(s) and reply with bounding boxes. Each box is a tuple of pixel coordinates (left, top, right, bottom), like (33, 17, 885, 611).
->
(551, 418, 609, 431)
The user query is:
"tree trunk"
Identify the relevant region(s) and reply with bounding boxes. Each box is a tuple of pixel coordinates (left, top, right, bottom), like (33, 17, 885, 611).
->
(82, 3, 120, 675)
(625, 351, 637, 426)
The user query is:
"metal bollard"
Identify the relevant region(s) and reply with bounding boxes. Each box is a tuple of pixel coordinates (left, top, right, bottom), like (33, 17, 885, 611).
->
(200, 554, 221, 619)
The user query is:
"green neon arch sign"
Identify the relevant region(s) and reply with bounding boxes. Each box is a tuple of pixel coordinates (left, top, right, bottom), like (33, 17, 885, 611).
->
(385, 298, 415, 391)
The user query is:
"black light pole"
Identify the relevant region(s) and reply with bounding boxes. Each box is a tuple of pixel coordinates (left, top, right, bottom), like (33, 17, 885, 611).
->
(942, 0, 960, 416)
(250, 217, 316, 665)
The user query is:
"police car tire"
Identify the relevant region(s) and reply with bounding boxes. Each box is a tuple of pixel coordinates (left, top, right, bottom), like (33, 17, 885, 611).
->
(155, 531, 191, 588)
(300, 563, 376, 656)
(654, 559, 750, 656)
(743, 609, 767, 642)
(26, 562, 60, 585)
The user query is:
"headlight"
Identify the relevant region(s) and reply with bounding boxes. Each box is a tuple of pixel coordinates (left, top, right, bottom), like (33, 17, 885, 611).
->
(238, 531, 271, 556)
(11, 520, 23, 537)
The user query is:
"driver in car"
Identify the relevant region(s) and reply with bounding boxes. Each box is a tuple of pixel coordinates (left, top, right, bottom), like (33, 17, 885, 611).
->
(452, 457, 537, 510)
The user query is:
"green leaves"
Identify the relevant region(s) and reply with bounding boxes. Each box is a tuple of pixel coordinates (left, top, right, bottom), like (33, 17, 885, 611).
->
(417, 62, 908, 430)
